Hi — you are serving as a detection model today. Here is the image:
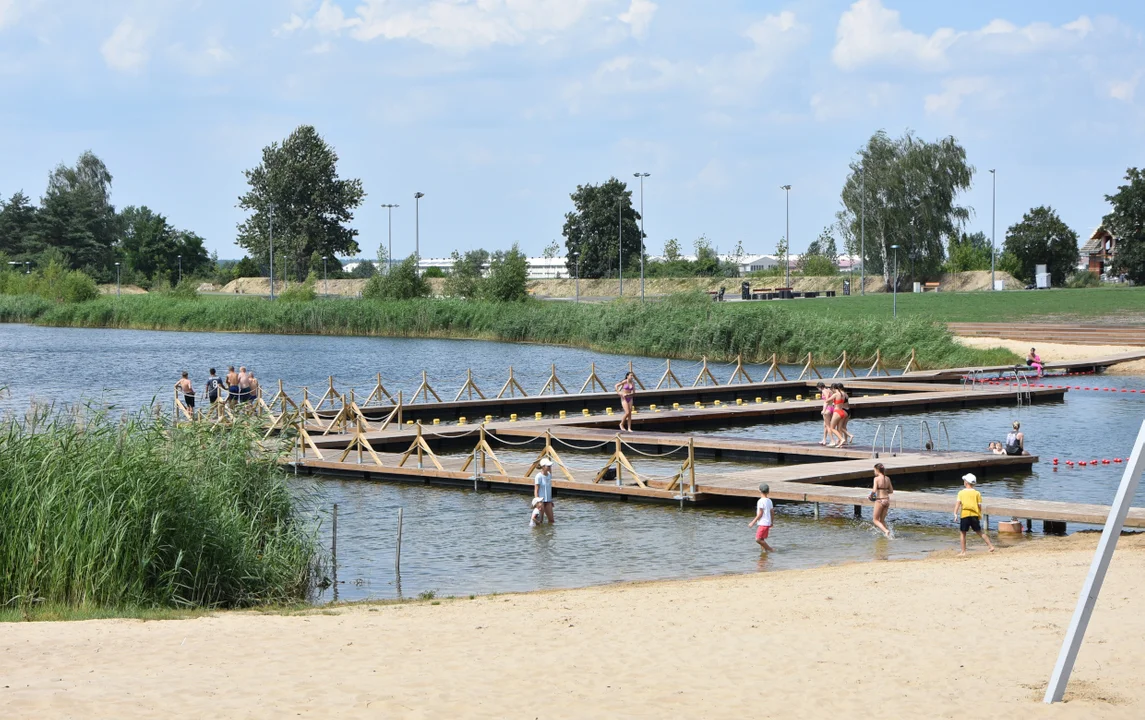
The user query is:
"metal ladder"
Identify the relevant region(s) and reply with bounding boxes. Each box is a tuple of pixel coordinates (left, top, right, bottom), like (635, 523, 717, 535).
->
(918, 419, 952, 451)
(870, 423, 904, 458)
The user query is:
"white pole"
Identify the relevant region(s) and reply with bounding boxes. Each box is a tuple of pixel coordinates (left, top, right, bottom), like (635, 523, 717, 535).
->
(1045, 419, 1145, 703)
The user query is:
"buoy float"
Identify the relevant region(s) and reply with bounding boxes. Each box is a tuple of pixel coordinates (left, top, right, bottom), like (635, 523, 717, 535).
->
(1115, 458, 1124, 463)
(1102, 459, 1111, 464)
(1079, 461, 1087, 466)
(1066, 461, 1075, 466)
(1052, 458, 1059, 465)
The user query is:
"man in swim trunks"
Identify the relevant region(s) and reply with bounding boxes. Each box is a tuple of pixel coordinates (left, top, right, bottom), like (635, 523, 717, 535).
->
(238, 366, 251, 403)
(225, 366, 240, 407)
(247, 371, 261, 403)
(175, 371, 195, 412)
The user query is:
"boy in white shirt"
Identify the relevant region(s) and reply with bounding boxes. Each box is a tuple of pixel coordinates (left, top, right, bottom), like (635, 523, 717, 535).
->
(748, 483, 775, 552)
(529, 497, 543, 527)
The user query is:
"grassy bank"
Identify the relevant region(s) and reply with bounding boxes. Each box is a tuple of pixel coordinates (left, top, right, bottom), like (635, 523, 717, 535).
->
(0, 412, 320, 613)
(0, 292, 1017, 369)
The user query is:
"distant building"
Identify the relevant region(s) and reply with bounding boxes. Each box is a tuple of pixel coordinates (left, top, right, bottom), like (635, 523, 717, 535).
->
(416, 256, 569, 279)
(1081, 227, 1117, 275)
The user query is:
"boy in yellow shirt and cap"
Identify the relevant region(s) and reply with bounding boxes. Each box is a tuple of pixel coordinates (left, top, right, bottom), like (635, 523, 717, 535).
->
(954, 473, 995, 556)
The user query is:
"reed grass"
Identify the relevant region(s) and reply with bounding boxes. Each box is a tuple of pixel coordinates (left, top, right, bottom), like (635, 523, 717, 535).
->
(0, 292, 1018, 368)
(0, 410, 320, 612)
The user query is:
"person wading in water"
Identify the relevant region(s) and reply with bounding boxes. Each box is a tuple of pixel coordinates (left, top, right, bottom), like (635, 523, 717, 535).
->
(870, 463, 894, 538)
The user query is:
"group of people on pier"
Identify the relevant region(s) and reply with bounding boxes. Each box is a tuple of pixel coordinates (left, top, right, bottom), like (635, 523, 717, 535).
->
(174, 366, 261, 411)
(816, 382, 854, 447)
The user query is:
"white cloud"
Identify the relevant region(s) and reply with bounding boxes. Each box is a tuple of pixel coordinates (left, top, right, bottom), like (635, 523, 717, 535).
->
(168, 38, 233, 76)
(832, 0, 1094, 71)
(619, 0, 657, 40)
(923, 76, 990, 115)
(281, 0, 609, 51)
(1109, 72, 1142, 102)
(101, 17, 152, 73)
(0, 0, 20, 31)
(704, 11, 809, 103)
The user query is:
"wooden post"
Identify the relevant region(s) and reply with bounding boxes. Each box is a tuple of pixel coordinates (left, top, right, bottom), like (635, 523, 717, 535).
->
(688, 437, 696, 497)
(692, 356, 720, 387)
(760, 354, 787, 383)
(728, 354, 754, 384)
(364, 372, 395, 406)
(655, 360, 683, 390)
(615, 435, 623, 486)
(833, 352, 857, 378)
(455, 368, 486, 401)
(539, 363, 569, 396)
(498, 366, 528, 398)
(579, 362, 608, 394)
(627, 360, 646, 390)
(798, 353, 822, 381)
(417, 421, 424, 469)
(903, 349, 921, 375)
(412, 371, 442, 403)
(395, 507, 403, 577)
(331, 503, 338, 602)
(867, 349, 890, 377)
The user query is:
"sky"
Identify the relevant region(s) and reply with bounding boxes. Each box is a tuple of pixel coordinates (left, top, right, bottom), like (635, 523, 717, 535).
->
(2, 0, 1144, 261)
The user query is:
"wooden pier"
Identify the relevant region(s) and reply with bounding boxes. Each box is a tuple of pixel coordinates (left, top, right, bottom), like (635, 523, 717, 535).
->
(253, 352, 1145, 533)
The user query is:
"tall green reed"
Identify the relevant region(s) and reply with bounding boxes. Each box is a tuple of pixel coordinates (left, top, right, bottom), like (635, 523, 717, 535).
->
(0, 409, 320, 610)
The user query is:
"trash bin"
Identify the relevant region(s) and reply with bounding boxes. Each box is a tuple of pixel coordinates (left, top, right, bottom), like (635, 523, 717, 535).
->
(741, 281, 751, 300)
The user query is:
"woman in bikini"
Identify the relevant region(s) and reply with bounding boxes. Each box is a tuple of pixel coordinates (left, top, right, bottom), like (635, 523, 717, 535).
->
(614, 371, 637, 432)
(828, 383, 854, 447)
(817, 382, 834, 445)
(871, 463, 894, 538)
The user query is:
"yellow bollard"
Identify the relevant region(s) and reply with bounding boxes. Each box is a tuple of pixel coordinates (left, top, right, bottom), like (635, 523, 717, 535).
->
(559, 410, 567, 419)
(695, 401, 703, 408)
(606, 407, 614, 415)
(582, 408, 590, 416)
(485, 415, 493, 423)
(433, 418, 440, 425)
(510, 413, 518, 422)
(776, 396, 783, 402)
(406, 420, 415, 425)
(736, 398, 743, 406)
(755, 397, 762, 403)
(459, 417, 467, 424)
(535, 412, 543, 420)
(796, 394, 802, 401)
(650, 404, 657, 412)
(673, 402, 680, 410)
(714, 400, 722, 406)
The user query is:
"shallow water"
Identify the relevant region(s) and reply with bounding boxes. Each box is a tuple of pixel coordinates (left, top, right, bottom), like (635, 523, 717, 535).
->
(1, 323, 1140, 603)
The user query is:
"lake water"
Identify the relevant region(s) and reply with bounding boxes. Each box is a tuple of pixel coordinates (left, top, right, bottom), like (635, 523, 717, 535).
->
(2, 323, 1142, 604)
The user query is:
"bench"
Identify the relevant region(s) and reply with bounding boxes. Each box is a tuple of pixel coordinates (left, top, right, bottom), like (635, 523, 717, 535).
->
(923, 282, 941, 292)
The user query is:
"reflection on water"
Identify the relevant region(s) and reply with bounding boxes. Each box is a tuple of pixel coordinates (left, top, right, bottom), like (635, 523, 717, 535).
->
(2, 324, 1142, 603)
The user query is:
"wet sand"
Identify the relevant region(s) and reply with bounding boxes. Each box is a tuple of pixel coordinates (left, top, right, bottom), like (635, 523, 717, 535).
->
(955, 336, 1145, 375)
(2, 533, 1143, 719)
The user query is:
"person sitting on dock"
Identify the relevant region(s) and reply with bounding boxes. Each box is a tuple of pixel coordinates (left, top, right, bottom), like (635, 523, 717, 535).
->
(1026, 348, 1043, 377)
(1003, 422, 1026, 456)
(175, 371, 195, 412)
(748, 483, 775, 552)
(954, 474, 995, 556)
(534, 458, 555, 524)
(871, 463, 893, 539)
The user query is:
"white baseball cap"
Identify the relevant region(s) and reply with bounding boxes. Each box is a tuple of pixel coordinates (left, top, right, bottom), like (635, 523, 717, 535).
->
(531, 497, 543, 507)
(539, 458, 553, 467)
(962, 473, 977, 484)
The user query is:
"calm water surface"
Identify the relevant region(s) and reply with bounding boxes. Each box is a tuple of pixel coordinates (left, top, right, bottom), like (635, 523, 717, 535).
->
(2, 323, 1141, 603)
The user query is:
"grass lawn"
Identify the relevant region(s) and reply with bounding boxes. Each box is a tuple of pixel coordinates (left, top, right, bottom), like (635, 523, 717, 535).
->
(760, 286, 1145, 324)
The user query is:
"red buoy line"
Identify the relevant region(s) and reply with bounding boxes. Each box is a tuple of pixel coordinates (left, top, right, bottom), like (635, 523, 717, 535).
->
(1052, 457, 1126, 469)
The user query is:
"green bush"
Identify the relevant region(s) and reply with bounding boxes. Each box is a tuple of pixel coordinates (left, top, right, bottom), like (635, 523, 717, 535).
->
(362, 255, 430, 300)
(279, 274, 318, 302)
(422, 266, 445, 278)
(0, 414, 319, 609)
(0, 264, 99, 303)
(798, 255, 839, 277)
(1065, 270, 1102, 288)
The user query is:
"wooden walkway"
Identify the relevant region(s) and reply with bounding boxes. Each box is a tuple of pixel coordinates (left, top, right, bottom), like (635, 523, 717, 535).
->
(949, 322, 1145, 347)
(897, 351, 1145, 381)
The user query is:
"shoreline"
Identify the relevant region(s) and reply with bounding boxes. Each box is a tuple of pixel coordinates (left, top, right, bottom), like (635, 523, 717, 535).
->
(2, 533, 1142, 718)
(955, 336, 1145, 375)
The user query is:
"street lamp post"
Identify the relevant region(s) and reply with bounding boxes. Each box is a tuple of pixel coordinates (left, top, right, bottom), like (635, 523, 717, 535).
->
(414, 192, 425, 275)
(634, 172, 650, 302)
(573, 251, 580, 303)
(115, 262, 121, 298)
(890, 244, 901, 318)
(781, 185, 792, 291)
(177, 255, 182, 285)
(617, 200, 623, 299)
(268, 203, 276, 300)
(322, 256, 328, 297)
(989, 169, 997, 291)
(860, 167, 865, 296)
(381, 204, 399, 274)
(24, 261, 30, 274)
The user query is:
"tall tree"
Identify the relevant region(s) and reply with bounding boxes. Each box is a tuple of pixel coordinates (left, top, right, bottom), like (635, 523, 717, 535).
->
(34, 151, 119, 278)
(118, 206, 211, 284)
(1104, 167, 1145, 284)
(837, 130, 973, 287)
(481, 243, 529, 301)
(0, 191, 39, 259)
(445, 248, 489, 298)
(562, 177, 642, 279)
(1002, 206, 1078, 286)
(662, 238, 681, 261)
(237, 125, 366, 282)
(947, 231, 993, 272)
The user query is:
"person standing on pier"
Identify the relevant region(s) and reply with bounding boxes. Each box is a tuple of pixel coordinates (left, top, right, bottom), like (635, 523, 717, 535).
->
(748, 483, 775, 552)
(205, 368, 222, 406)
(175, 372, 195, 412)
(238, 366, 251, 403)
(818, 382, 834, 445)
(225, 366, 240, 407)
(247, 371, 261, 404)
(954, 474, 995, 556)
(534, 458, 555, 524)
(614, 372, 637, 433)
(871, 463, 893, 538)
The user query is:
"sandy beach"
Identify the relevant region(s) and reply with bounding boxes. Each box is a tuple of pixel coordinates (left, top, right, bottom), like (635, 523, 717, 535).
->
(2, 533, 1143, 719)
(955, 336, 1145, 375)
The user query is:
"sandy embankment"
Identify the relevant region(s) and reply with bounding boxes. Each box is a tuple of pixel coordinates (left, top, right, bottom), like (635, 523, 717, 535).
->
(3, 534, 1143, 718)
(956, 336, 1145, 375)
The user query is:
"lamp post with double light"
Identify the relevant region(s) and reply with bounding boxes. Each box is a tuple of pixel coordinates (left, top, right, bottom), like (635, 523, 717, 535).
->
(381, 203, 399, 274)
(633, 172, 649, 301)
(115, 262, 121, 298)
(780, 184, 792, 291)
(414, 192, 425, 275)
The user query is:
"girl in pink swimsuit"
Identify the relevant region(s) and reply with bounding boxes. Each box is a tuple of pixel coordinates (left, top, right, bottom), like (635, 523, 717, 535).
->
(614, 371, 637, 432)
(817, 382, 834, 445)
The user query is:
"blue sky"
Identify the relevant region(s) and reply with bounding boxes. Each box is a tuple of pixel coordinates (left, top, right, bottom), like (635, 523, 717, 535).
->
(2, 0, 1143, 260)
